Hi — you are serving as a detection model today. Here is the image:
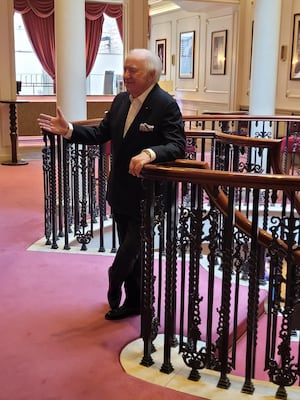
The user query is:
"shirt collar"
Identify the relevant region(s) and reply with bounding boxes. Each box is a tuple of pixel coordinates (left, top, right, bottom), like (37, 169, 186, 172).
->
(129, 84, 155, 104)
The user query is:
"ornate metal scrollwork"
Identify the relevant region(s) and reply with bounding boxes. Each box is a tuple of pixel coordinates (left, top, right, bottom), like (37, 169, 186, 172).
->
(75, 230, 93, 251)
(181, 339, 208, 381)
(42, 145, 52, 245)
(266, 213, 300, 399)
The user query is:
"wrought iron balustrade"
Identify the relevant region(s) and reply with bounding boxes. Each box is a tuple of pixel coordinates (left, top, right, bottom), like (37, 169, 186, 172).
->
(140, 161, 300, 400)
(41, 114, 300, 254)
(42, 119, 114, 253)
(41, 114, 300, 398)
(184, 114, 300, 175)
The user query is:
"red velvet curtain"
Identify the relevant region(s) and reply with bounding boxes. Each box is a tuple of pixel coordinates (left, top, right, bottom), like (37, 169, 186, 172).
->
(85, 3, 123, 77)
(14, 0, 123, 80)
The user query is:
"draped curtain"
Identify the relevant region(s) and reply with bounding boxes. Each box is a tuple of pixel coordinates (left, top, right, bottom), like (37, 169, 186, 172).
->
(14, 0, 123, 80)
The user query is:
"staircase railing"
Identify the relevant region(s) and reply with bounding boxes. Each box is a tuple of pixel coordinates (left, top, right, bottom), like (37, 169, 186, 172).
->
(140, 160, 300, 400)
(42, 114, 300, 254)
(41, 113, 300, 398)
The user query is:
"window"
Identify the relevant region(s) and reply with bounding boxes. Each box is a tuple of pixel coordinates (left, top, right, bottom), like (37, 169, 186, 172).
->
(14, 13, 123, 96)
(87, 14, 123, 95)
(14, 13, 53, 95)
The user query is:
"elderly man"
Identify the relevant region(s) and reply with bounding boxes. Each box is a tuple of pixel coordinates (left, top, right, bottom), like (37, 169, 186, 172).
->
(38, 48, 186, 320)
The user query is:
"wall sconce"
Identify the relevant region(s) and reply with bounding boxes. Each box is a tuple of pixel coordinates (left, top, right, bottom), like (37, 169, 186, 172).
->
(171, 54, 175, 65)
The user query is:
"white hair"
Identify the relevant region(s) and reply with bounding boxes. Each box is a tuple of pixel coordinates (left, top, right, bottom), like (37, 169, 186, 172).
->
(127, 48, 162, 83)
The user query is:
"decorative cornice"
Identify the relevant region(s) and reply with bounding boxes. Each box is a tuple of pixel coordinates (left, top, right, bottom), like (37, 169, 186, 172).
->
(149, 1, 180, 16)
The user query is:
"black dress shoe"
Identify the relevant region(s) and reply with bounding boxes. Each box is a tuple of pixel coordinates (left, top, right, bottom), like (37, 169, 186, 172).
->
(107, 290, 122, 310)
(105, 305, 141, 320)
(107, 267, 122, 309)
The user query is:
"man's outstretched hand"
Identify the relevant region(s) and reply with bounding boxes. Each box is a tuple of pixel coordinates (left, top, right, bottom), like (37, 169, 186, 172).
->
(37, 106, 69, 135)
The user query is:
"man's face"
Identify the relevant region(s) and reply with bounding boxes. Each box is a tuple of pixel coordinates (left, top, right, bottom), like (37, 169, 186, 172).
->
(123, 55, 154, 98)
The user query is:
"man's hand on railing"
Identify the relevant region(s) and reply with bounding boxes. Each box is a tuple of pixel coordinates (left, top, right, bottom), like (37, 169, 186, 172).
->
(37, 106, 70, 136)
(129, 150, 153, 177)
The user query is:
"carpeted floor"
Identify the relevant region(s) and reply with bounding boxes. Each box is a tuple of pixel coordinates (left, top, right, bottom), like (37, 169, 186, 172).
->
(0, 160, 204, 400)
(1, 154, 299, 400)
(0, 159, 202, 400)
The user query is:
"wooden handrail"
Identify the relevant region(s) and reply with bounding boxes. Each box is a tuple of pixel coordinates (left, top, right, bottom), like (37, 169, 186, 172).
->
(70, 114, 300, 129)
(142, 161, 300, 262)
(214, 131, 284, 173)
(70, 114, 300, 127)
(139, 124, 300, 264)
(183, 114, 300, 122)
(72, 118, 101, 126)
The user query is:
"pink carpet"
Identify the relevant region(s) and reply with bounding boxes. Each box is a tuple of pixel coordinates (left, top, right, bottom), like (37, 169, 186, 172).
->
(0, 160, 202, 400)
(154, 262, 267, 348)
(0, 158, 285, 399)
(234, 312, 300, 382)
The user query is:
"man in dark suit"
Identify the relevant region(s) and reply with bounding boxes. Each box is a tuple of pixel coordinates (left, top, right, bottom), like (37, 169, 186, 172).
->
(38, 48, 186, 320)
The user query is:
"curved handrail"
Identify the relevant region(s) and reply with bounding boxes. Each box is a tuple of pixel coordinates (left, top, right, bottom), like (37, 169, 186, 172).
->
(71, 114, 300, 126)
(70, 114, 300, 128)
(183, 114, 300, 123)
(48, 114, 300, 261)
(214, 131, 284, 173)
(199, 131, 300, 214)
(141, 161, 300, 262)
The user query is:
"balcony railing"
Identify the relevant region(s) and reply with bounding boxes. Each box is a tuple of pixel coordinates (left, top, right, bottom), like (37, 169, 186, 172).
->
(41, 114, 300, 399)
(139, 160, 300, 400)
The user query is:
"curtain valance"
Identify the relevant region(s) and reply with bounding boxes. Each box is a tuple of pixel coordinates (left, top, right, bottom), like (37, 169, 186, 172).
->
(14, 0, 54, 17)
(14, 1, 122, 20)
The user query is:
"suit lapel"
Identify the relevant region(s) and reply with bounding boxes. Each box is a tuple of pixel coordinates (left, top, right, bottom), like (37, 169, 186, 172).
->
(112, 96, 131, 157)
(119, 96, 131, 132)
(123, 87, 156, 139)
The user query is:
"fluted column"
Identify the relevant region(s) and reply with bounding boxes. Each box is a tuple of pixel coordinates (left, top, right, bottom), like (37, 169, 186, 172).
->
(54, 0, 86, 120)
(249, 0, 282, 115)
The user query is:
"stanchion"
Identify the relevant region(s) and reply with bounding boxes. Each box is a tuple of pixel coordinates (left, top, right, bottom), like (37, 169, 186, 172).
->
(1, 100, 28, 166)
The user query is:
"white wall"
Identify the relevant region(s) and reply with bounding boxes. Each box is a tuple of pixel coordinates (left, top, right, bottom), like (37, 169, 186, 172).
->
(277, 0, 300, 113)
(150, 6, 239, 114)
(150, 0, 300, 115)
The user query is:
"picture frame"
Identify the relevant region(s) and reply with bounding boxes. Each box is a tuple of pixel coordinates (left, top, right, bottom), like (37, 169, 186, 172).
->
(210, 30, 227, 75)
(179, 31, 195, 79)
(156, 39, 166, 75)
(290, 14, 300, 80)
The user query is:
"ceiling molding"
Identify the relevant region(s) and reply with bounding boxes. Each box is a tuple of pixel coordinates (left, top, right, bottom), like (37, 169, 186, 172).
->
(149, 1, 240, 14)
(149, 1, 180, 16)
(87, 1, 240, 15)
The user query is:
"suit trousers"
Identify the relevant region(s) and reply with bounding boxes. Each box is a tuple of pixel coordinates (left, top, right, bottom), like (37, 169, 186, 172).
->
(107, 212, 141, 309)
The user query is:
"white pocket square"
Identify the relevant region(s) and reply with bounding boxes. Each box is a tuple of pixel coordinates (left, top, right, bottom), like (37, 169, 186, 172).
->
(139, 123, 154, 132)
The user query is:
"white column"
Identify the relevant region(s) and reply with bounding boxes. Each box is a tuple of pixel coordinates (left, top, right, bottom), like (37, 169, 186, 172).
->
(0, 0, 15, 102)
(0, 0, 16, 162)
(249, 0, 282, 115)
(123, 0, 149, 56)
(54, 0, 86, 121)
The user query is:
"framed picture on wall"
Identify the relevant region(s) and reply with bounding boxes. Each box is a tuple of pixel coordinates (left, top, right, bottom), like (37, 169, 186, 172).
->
(291, 14, 300, 80)
(210, 30, 227, 75)
(179, 31, 195, 79)
(156, 39, 166, 75)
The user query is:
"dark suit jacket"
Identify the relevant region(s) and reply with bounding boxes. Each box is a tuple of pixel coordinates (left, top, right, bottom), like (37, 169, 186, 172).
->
(71, 84, 186, 219)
